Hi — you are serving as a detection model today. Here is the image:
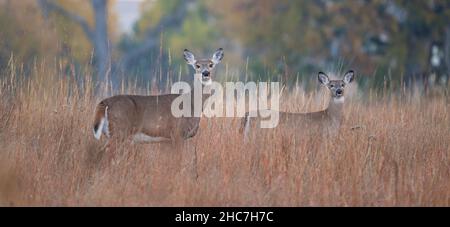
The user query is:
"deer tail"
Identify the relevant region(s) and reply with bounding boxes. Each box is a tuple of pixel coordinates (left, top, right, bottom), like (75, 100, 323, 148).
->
(93, 101, 109, 140)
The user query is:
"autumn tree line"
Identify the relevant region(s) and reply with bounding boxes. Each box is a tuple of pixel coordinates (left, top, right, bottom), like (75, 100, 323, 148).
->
(1, 0, 449, 91)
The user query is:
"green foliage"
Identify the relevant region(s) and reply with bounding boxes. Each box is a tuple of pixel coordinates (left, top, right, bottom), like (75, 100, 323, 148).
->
(135, 0, 178, 37)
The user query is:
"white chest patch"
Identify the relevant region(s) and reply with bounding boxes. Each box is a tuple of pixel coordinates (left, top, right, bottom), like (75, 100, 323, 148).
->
(132, 133, 170, 144)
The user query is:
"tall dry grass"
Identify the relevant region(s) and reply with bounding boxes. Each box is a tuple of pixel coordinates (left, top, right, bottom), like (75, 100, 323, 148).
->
(0, 61, 449, 206)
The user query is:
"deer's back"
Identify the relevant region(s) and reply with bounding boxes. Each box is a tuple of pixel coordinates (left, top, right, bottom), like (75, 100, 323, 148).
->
(243, 110, 332, 139)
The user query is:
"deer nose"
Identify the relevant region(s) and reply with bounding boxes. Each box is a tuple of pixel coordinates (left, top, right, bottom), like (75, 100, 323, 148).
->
(336, 89, 343, 95)
(202, 71, 210, 77)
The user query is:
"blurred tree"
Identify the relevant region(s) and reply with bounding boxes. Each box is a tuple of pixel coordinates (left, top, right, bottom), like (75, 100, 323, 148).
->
(38, 0, 117, 81)
(3, 0, 448, 91)
(208, 0, 330, 82)
(396, 0, 450, 86)
(119, 0, 218, 80)
(0, 0, 59, 71)
(207, 0, 450, 88)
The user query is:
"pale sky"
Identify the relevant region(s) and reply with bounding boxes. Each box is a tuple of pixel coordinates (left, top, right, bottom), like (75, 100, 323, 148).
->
(114, 0, 145, 34)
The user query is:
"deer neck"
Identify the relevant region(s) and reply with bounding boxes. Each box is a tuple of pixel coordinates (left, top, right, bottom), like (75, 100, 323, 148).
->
(188, 82, 212, 114)
(326, 96, 345, 122)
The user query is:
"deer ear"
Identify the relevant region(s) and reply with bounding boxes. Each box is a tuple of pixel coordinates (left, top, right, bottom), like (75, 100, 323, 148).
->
(343, 70, 354, 84)
(318, 72, 330, 85)
(183, 49, 196, 65)
(211, 48, 224, 64)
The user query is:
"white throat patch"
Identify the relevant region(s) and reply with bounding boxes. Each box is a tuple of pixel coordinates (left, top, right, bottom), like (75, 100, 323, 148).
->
(333, 96, 345, 104)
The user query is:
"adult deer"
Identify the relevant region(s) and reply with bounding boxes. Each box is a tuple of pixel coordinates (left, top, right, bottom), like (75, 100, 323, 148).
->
(241, 70, 355, 142)
(92, 48, 224, 144)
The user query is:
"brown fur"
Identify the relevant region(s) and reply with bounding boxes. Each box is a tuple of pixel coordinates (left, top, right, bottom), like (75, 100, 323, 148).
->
(241, 106, 344, 141)
(93, 94, 204, 143)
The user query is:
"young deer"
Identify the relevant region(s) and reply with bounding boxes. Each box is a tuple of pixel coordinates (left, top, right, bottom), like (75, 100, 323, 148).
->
(92, 48, 224, 144)
(241, 70, 355, 141)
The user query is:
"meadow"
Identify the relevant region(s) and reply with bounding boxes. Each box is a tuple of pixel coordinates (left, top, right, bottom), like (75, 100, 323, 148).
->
(0, 61, 449, 206)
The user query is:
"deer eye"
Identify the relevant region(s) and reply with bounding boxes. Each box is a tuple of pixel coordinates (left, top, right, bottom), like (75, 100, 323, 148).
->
(330, 84, 334, 88)
(196, 65, 201, 69)
(209, 63, 214, 68)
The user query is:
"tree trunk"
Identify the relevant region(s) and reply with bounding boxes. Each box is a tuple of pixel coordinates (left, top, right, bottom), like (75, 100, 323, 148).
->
(405, 34, 421, 86)
(91, 0, 110, 83)
(445, 26, 450, 75)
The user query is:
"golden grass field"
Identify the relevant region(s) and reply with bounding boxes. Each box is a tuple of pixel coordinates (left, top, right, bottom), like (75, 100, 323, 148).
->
(0, 62, 449, 206)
